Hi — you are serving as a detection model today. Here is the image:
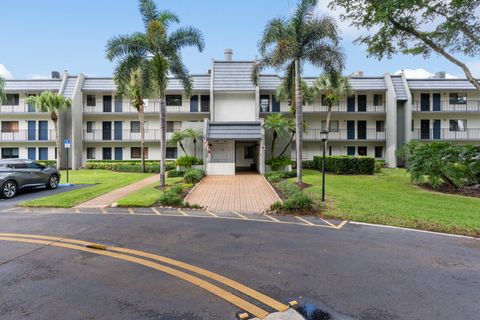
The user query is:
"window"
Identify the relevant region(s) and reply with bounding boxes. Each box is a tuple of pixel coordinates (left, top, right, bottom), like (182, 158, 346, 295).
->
(321, 120, 339, 132)
(347, 146, 355, 156)
(375, 146, 383, 158)
(5, 94, 19, 106)
(166, 95, 182, 106)
(373, 94, 383, 106)
(86, 95, 96, 106)
(166, 147, 178, 159)
(260, 95, 270, 112)
(244, 146, 255, 159)
(2, 148, 19, 159)
(87, 148, 96, 160)
(376, 120, 385, 132)
(131, 147, 148, 159)
(86, 121, 95, 133)
(1, 121, 19, 133)
(358, 146, 367, 156)
(39, 148, 48, 160)
(167, 121, 174, 133)
(131, 121, 140, 133)
(449, 93, 467, 105)
(449, 120, 467, 132)
(200, 95, 210, 112)
(26, 161, 44, 169)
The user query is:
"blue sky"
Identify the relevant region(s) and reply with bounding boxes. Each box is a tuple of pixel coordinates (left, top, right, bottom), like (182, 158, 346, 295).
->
(0, 0, 478, 79)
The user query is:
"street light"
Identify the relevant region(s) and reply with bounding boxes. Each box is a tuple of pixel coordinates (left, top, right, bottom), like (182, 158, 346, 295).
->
(320, 129, 329, 202)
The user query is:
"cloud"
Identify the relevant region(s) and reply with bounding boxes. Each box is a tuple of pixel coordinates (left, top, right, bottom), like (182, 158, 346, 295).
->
(466, 60, 480, 78)
(394, 68, 458, 79)
(315, 0, 365, 39)
(0, 64, 13, 79)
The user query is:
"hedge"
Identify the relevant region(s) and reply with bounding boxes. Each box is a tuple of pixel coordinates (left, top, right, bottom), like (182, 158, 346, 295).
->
(313, 156, 375, 175)
(85, 160, 175, 173)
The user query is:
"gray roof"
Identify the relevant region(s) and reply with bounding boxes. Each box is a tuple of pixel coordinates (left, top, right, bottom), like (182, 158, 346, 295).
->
(168, 75, 210, 91)
(391, 76, 408, 100)
(407, 79, 479, 90)
(302, 77, 387, 91)
(207, 121, 262, 140)
(62, 76, 78, 98)
(82, 78, 116, 91)
(4, 79, 62, 92)
(259, 75, 282, 90)
(213, 61, 255, 91)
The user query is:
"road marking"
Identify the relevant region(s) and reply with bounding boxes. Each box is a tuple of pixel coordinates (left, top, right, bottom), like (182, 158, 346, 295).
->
(263, 215, 280, 222)
(128, 208, 135, 215)
(151, 208, 161, 215)
(0, 235, 275, 318)
(101, 208, 107, 214)
(205, 210, 218, 217)
(294, 216, 315, 226)
(232, 212, 248, 220)
(319, 218, 336, 227)
(177, 208, 188, 216)
(335, 220, 348, 229)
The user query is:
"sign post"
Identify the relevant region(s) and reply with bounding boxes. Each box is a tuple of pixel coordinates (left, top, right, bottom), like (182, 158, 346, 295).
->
(64, 138, 71, 183)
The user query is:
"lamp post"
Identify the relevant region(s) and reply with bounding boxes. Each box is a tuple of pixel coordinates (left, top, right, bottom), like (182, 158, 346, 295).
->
(320, 129, 329, 202)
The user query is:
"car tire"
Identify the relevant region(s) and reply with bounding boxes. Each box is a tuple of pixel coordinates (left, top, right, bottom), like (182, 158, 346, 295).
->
(46, 175, 60, 190)
(1, 181, 18, 199)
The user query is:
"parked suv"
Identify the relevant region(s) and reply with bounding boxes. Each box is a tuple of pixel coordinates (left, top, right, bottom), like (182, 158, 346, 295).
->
(0, 159, 61, 199)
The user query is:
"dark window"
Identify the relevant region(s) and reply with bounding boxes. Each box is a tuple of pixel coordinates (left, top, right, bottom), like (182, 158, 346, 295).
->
(86, 121, 95, 133)
(131, 147, 148, 159)
(244, 146, 254, 159)
(39, 148, 48, 160)
(1, 121, 19, 132)
(166, 95, 182, 106)
(449, 120, 467, 131)
(166, 147, 178, 159)
(87, 148, 96, 160)
(167, 121, 174, 133)
(260, 95, 270, 112)
(376, 121, 385, 132)
(86, 95, 96, 107)
(201, 95, 210, 112)
(347, 146, 355, 156)
(411, 120, 414, 131)
(26, 161, 44, 169)
(131, 121, 140, 133)
(358, 146, 367, 156)
(449, 93, 467, 105)
(375, 146, 383, 158)
(373, 94, 383, 106)
(321, 120, 339, 132)
(5, 94, 19, 106)
(2, 148, 19, 159)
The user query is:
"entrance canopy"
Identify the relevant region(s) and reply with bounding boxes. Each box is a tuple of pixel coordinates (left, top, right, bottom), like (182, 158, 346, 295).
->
(207, 121, 262, 140)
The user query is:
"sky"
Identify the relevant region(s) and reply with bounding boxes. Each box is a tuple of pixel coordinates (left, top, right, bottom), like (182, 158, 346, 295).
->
(0, 0, 479, 80)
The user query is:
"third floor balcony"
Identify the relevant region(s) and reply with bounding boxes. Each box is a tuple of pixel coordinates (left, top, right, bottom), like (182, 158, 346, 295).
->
(83, 129, 179, 142)
(262, 101, 386, 113)
(83, 99, 210, 114)
(303, 128, 386, 141)
(412, 100, 480, 112)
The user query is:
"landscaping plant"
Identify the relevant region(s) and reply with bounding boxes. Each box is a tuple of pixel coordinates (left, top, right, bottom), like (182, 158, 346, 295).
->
(183, 169, 205, 184)
(175, 156, 203, 169)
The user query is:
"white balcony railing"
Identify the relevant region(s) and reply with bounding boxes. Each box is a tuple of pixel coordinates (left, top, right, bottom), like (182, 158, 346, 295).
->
(0, 103, 47, 113)
(303, 129, 386, 141)
(412, 100, 480, 112)
(0, 130, 55, 142)
(83, 100, 210, 114)
(83, 129, 178, 141)
(262, 101, 386, 113)
(412, 128, 480, 140)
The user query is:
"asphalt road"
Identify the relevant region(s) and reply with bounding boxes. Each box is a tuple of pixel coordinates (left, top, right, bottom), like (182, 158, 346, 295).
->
(0, 211, 479, 320)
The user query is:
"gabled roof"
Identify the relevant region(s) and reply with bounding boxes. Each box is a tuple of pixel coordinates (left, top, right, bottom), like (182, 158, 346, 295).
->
(4, 79, 62, 92)
(213, 61, 256, 91)
(407, 79, 479, 90)
(207, 121, 262, 140)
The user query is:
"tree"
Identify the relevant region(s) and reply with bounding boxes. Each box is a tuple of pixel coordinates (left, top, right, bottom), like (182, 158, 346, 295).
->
(0, 76, 5, 103)
(263, 114, 291, 159)
(168, 131, 188, 156)
(26, 91, 71, 170)
(106, 0, 205, 187)
(183, 128, 202, 158)
(313, 72, 352, 131)
(330, 0, 480, 91)
(253, 0, 344, 185)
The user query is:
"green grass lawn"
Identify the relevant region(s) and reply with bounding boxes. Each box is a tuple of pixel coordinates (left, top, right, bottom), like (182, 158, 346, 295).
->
(116, 177, 184, 207)
(297, 169, 480, 237)
(22, 170, 153, 208)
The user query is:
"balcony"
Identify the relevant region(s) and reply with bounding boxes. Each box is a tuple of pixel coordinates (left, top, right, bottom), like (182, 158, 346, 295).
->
(412, 128, 480, 141)
(83, 129, 179, 141)
(0, 130, 55, 142)
(83, 100, 210, 114)
(0, 103, 46, 113)
(412, 100, 480, 112)
(262, 101, 385, 113)
(303, 129, 386, 141)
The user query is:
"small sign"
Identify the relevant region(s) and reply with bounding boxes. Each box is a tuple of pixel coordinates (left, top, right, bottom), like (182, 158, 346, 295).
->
(64, 138, 71, 149)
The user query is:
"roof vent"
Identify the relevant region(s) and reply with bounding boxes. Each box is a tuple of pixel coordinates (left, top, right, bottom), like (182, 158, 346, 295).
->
(350, 70, 364, 77)
(434, 71, 446, 79)
(51, 71, 61, 79)
(224, 49, 233, 62)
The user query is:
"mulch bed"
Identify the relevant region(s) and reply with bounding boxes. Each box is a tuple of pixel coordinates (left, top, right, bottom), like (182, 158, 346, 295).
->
(419, 183, 480, 198)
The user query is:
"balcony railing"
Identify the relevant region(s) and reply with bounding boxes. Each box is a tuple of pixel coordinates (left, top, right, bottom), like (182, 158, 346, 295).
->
(83, 100, 210, 114)
(262, 101, 386, 113)
(412, 100, 480, 112)
(303, 129, 386, 141)
(83, 129, 179, 141)
(412, 128, 480, 140)
(0, 130, 55, 142)
(0, 104, 46, 113)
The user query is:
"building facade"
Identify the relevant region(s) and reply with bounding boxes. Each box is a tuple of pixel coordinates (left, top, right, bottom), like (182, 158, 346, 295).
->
(2, 51, 480, 175)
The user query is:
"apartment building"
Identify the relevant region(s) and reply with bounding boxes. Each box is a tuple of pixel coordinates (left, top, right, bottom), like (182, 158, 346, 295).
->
(2, 50, 479, 175)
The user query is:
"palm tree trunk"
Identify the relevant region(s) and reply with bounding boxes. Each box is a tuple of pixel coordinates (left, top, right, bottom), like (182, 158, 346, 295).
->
(51, 112, 61, 170)
(294, 59, 303, 184)
(159, 96, 167, 188)
(193, 139, 197, 158)
(139, 105, 145, 173)
(325, 103, 332, 131)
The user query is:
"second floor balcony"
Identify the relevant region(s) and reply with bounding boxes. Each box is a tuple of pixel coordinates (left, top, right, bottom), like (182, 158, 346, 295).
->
(303, 128, 386, 141)
(412, 100, 480, 112)
(0, 130, 55, 142)
(83, 100, 210, 114)
(0, 103, 46, 114)
(263, 101, 386, 113)
(83, 129, 178, 142)
(412, 128, 480, 141)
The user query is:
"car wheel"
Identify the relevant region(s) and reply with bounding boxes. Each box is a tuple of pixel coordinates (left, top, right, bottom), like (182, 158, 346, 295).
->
(46, 175, 59, 190)
(1, 181, 17, 199)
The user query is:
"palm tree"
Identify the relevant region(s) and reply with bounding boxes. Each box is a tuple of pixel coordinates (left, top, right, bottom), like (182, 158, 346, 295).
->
(0, 76, 6, 103)
(106, 0, 205, 187)
(262, 114, 291, 159)
(253, 0, 344, 185)
(183, 128, 202, 158)
(168, 131, 188, 156)
(26, 91, 71, 170)
(314, 72, 352, 132)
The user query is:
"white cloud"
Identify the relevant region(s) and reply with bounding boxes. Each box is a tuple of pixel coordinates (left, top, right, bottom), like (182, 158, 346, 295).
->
(0, 64, 13, 79)
(315, 0, 365, 39)
(394, 68, 458, 79)
(466, 60, 480, 78)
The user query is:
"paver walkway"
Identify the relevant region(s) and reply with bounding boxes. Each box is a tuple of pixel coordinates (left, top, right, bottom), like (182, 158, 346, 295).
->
(185, 172, 280, 212)
(75, 174, 160, 209)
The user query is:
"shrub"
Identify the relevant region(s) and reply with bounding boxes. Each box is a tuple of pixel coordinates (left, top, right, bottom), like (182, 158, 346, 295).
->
(278, 180, 301, 197)
(266, 156, 292, 171)
(168, 184, 185, 195)
(183, 169, 205, 184)
(313, 156, 375, 175)
(302, 160, 316, 169)
(38, 160, 56, 168)
(265, 171, 296, 183)
(159, 192, 183, 206)
(375, 160, 385, 173)
(168, 170, 185, 178)
(85, 160, 175, 173)
(175, 156, 203, 168)
(270, 201, 283, 211)
(282, 192, 314, 211)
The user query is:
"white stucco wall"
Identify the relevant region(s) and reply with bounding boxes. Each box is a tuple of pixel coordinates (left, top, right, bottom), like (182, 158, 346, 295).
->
(213, 92, 256, 122)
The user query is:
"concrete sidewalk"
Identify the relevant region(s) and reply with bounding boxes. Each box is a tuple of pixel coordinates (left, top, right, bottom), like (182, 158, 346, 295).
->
(75, 174, 160, 209)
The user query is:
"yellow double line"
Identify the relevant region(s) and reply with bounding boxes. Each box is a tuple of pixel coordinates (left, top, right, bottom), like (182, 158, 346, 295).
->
(0, 233, 289, 319)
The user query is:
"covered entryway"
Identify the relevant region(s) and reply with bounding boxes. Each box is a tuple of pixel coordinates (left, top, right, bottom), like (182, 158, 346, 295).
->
(185, 172, 280, 212)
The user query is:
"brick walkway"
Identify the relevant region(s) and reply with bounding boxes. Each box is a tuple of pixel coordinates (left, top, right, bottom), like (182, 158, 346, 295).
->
(75, 174, 160, 209)
(185, 173, 280, 213)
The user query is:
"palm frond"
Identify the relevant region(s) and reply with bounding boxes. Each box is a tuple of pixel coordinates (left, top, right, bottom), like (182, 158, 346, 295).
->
(105, 33, 148, 61)
(168, 26, 205, 52)
(138, 0, 158, 26)
(158, 10, 180, 28)
(168, 53, 193, 97)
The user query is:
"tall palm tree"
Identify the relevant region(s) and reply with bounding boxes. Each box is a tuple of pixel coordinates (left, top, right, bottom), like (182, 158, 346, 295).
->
(0, 76, 6, 103)
(314, 72, 352, 132)
(168, 131, 187, 156)
(26, 91, 71, 170)
(106, 0, 205, 187)
(262, 114, 291, 159)
(183, 128, 202, 158)
(253, 0, 344, 185)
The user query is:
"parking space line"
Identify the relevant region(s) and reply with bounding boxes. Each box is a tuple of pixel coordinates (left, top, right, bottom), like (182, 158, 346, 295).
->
(319, 218, 336, 227)
(101, 208, 107, 214)
(263, 215, 280, 222)
(294, 216, 315, 226)
(335, 220, 348, 229)
(128, 208, 135, 215)
(205, 210, 218, 217)
(232, 211, 248, 220)
(177, 208, 188, 216)
(151, 208, 161, 215)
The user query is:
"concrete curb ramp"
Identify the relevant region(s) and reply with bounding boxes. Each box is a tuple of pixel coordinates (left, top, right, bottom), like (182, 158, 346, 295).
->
(253, 309, 305, 319)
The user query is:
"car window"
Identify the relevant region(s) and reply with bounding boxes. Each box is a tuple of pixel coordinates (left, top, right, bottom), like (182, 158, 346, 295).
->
(11, 162, 28, 169)
(26, 161, 44, 169)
